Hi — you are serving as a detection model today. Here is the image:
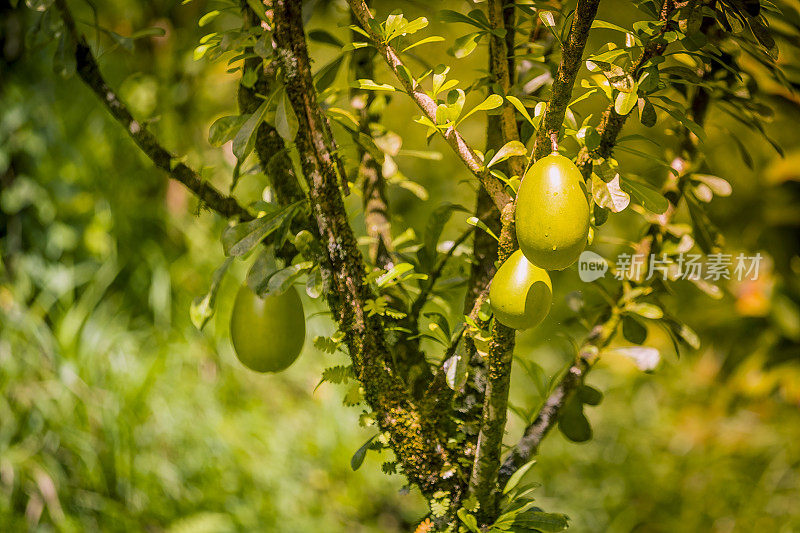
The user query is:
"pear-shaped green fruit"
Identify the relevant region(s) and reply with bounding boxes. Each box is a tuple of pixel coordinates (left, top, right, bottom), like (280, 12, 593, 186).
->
(490, 250, 552, 330)
(515, 152, 590, 270)
(230, 284, 305, 372)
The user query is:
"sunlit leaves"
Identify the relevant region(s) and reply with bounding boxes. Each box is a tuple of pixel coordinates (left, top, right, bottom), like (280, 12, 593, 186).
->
(621, 179, 669, 214)
(221, 201, 303, 257)
(592, 173, 630, 212)
(614, 86, 639, 115)
(190, 257, 233, 330)
(486, 141, 527, 169)
(352, 79, 396, 92)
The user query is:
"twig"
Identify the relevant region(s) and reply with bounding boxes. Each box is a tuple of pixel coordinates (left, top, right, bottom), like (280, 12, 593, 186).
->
(498, 310, 621, 484)
(54, 0, 251, 220)
(347, 0, 512, 210)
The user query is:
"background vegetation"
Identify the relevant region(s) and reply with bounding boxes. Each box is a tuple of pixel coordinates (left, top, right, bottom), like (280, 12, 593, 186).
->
(2, 0, 799, 531)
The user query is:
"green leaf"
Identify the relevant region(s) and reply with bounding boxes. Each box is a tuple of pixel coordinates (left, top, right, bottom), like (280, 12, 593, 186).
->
(208, 115, 249, 147)
(578, 385, 604, 406)
(691, 174, 732, 197)
(615, 87, 638, 115)
(486, 140, 527, 169)
(621, 179, 669, 214)
(232, 99, 269, 160)
(639, 98, 657, 127)
(443, 335, 469, 390)
(245, 0, 268, 21)
(622, 315, 648, 344)
(663, 317, 701, 350)
(513, 511, 570, 532)
(198, 10, 220, 27)
(351, 434, 377, 471)
(419, 203, 469, 271)
(457, 509, 481, 533)
(315, 56, 344, 93)
(558, 406, 592, 442)
(503, 459, 537, 495)
(506, 95, 535, 126)
(306, 266, 322, 298)
(190, 257, 233, 330)
(610, 346, 660, 371)
(402, 35, 445, 53)
(686, 195, 722, 253)
(626, 302, 664, 319)
(592, 173, 630, 213)
(466, 216, 500, 242)
(221, 201, 302, 257)
(266, 261, 314, 296)
(591, 19, 642, 44)
(448, 32, 483, 58)
(352, 79, 396, 91)
(538, 11, 563, 47)
(439, 9, 490, 29)
(52, 35, 76, 79)
(275, 92, 298, 143)
(457, 94, 503, 125)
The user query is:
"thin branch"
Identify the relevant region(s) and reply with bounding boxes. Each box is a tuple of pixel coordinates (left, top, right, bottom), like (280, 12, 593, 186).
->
(269, 0, 457, 496)
(498, 310, 621, 484)
(532, 0, 601, 161)
(347, 0, 512, 211)
(54, 0, 251, 220)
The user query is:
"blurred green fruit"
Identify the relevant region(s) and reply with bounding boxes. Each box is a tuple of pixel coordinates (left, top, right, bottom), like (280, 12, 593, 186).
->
(230, 284, 306, 372)
(490, 250, 553, 330)
(516, 152, 590, 270)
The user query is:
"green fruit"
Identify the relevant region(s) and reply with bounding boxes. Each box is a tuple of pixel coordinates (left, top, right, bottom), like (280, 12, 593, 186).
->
(515, 152, 590, 270)
(489, 250, 552, 330)
(230, 284, 306, 372)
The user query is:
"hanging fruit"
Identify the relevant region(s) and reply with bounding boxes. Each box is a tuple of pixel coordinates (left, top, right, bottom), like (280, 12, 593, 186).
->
(230, 284, 306, 372)
(515, 152, 590, 270)
(490, 250, 553, 330)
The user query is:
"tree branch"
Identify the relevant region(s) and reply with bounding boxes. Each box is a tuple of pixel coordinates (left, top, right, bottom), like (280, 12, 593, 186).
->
(54, 0, 251, 220)
(347, 0, 512, 211)
(498, 310, 621, 484)
(269, 0, 457, 496)
(468, 203, 517, 520)
(501, 56, 715, 484)
(532, 0, 601, 160)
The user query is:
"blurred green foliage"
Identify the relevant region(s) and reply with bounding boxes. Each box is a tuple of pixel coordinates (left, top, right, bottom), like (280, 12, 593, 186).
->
(2, 0, 800, 531)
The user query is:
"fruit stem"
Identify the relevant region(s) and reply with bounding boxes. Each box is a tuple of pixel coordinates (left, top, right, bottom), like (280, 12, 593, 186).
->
(550, 132, 559, 153)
